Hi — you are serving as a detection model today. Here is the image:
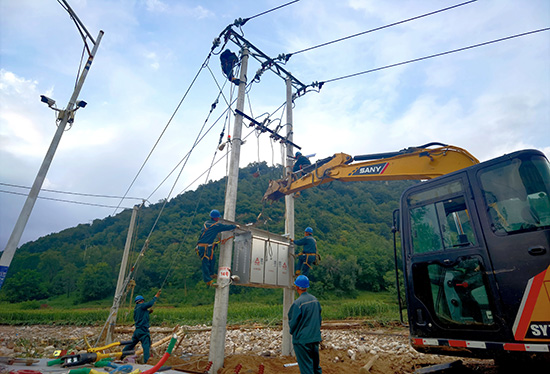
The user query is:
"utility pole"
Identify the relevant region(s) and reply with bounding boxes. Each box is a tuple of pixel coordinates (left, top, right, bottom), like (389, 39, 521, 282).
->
(105, 204, 139, 343)
(209, 47, 249, 374)
(282, 77, 295, 356)
(0, 26, 104, 289)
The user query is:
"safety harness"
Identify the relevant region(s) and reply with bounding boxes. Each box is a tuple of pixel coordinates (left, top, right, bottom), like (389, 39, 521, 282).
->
(196, 222, 219, 260)
(297, 237, 321, 269)
(195, 222, 234, 260)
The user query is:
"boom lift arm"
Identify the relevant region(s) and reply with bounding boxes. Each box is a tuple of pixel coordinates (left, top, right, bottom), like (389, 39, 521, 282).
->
(263, 143, 479, 201)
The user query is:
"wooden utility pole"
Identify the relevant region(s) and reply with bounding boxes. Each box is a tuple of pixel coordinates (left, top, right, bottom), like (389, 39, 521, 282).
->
(105, 204, 139, 343)
(0, 21, 103, 289)
(209, 47, 249, 374)
(282, 77, 295, 356)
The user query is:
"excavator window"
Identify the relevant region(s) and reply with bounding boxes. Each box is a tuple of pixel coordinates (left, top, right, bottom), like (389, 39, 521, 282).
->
(479, 155, 550, 234)
(408, 180, 477, 254)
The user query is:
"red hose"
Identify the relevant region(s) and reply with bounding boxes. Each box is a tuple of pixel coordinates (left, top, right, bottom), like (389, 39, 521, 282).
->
(140, 352, 170, 374)
(141, 334, 177, 374)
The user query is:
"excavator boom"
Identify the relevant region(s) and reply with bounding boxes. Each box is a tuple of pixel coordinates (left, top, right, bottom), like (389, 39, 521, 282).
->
(263, 143, 479, 201)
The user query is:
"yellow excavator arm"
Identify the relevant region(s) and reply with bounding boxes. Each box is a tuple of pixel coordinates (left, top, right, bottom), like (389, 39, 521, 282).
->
(263, 143, 479, 201)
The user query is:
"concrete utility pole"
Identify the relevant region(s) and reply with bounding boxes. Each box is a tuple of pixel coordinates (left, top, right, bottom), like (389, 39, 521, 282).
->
(209, 47, 249, 374)
(282, 77, 295, 356)
(105, 204, 139, 343)
(0, 29, 104, 290)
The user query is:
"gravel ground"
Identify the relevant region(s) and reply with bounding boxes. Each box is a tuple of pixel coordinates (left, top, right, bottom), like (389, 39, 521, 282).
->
(0, 324, 499, 373)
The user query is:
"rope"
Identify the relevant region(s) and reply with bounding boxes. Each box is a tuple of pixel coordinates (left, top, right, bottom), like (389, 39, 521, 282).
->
(286, 0, 478, 58)
(320, 28, 550, 85)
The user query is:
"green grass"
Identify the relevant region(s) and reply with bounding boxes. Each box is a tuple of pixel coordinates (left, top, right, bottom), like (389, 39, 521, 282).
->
(0, 291, 402, 326)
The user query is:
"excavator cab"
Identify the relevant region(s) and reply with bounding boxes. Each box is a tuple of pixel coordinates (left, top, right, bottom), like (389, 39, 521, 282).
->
(399, 149, 550, 362)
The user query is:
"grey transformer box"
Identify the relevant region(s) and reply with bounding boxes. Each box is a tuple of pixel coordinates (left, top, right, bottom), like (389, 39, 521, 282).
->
(232, 227, 293, 288)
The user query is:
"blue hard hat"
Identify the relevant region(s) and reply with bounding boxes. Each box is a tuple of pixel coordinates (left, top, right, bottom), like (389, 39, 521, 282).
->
(295, 152, 302, 157)
(305, 227, 313, 233)
(210, 209, 221, 218)
(135, 295, 145, 303)
(294, 275, 310, 289)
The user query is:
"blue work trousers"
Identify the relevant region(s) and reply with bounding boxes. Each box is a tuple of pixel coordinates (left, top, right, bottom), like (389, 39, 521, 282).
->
(197, 245, 216, 283)
(297, 253, 316, 277)
(123, 328, 151, 363)
(293, 342, 322, 374)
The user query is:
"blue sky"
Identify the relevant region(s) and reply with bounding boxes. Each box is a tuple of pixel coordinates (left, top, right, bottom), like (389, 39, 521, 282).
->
(1, 0, 549, 250)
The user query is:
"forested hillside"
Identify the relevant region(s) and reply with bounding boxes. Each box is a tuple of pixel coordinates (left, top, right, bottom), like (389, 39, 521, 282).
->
(0, 162, 415, 304)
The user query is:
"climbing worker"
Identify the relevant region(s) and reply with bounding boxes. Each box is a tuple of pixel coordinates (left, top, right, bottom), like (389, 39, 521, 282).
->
(196, 209, 238, 286)
(288, 275, 322, 374)
(220, 49, 240, 85)
(293, 151, 311, 174)
(123, 289, 161, 364)
(292, 227, 318, 277)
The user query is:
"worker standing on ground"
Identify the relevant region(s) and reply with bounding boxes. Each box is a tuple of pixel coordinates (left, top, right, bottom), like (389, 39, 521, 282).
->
(293, 152, 312, 174)
(196, 209, 237, 286)
(292, 227, 318, 277)
(288, 275, 322, 374)
(123, 289, 161, 364)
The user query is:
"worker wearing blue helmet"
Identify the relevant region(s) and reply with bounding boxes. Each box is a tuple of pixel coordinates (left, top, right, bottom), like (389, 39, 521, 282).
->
(293, 151, 311, 174)
(123, 289, 161, 363)
(288, 275, 322, 374)
(292, 227, 318, 277)
(196, 209, 238, 286)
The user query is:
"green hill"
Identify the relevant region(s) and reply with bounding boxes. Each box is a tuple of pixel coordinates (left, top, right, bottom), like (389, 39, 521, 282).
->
(0, 162, 414, 305)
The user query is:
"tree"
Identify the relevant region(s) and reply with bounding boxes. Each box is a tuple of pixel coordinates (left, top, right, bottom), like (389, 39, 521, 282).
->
(3, 270, 48, 302)
(55, 263, 79, 297)
(78, 262, 113, 302)
(38, 251, 63, 284)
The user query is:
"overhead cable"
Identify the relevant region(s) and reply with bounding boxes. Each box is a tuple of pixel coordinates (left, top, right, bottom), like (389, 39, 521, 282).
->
(320, 28, 550, 85)
(1, 189, 132, 210)
(284, 0, 478, 59)
(0, 182, 143, 201)
(237, 0, 301, 26)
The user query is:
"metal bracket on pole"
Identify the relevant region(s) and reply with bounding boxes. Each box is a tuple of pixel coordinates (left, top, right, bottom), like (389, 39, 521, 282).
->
(221, 27, 308, 94)
(234, 109, 301, 149)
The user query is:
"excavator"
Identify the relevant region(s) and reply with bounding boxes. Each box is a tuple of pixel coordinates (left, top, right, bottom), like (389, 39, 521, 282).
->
(264, 142, 550, 366)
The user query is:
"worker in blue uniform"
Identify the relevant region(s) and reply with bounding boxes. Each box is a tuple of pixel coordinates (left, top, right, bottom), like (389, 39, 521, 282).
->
(196, 209, 237, 286)
(292, 227, 318, 277)
(293, 152, 312, 174)
(288, 275, 322, 374)
(123, 289, 161, 363)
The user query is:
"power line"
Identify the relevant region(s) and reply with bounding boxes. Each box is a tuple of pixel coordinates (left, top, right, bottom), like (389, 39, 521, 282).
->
(0, 189, 132, 210)
(285, 0, 478, 58)
(240, 0, 301, 25)
(0, 182, 143, 201)
(320, 28, 550, 85)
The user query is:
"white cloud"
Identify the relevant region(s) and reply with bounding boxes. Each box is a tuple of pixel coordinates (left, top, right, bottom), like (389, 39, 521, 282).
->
(146, 0, 168, 13)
